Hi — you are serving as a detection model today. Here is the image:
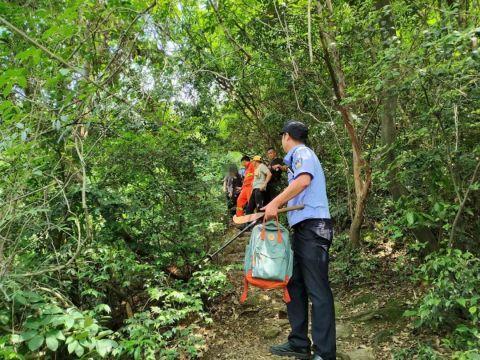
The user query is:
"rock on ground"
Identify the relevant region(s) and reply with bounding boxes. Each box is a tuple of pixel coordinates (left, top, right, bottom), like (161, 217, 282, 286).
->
(345, 347, 375, 360)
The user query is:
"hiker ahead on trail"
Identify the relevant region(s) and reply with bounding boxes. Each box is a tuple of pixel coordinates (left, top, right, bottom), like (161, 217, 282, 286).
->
(266, 147, 286, 204)
(262, 120, 336, 360)
(223, 165, 242, 216)
(236, 155, 255, 217)
(245, 155, 272, 214)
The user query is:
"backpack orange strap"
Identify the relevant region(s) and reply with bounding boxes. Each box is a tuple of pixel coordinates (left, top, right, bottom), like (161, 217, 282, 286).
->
(283, 275, 291, 303)
(240, 276, 249, 303)
(283, 287, 291, 303)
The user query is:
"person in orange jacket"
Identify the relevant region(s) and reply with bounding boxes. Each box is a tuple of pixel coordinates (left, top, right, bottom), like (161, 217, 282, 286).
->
(236, 155, 255, 216)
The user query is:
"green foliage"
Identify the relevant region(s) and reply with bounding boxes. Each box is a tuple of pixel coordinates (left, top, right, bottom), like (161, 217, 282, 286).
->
(393, 343, 443, 360)
(1, 265, 229, 359)
(188, 268, 231, 302)
(114, 268, 227, 359)
(404, 249, 480, 351)
(1, 285, 117, 358)
(452, 349, 480, 360)
(330, 233, 380, 286)
(116, 290, 205, 359)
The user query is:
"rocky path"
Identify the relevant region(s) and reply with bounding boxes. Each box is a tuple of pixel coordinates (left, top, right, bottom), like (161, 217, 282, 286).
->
(202, 229, 415, 360)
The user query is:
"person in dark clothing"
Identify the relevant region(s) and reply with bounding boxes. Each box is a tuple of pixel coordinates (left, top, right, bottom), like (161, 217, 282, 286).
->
(266, 147, 286, 204)
(223, 165, 243, 216)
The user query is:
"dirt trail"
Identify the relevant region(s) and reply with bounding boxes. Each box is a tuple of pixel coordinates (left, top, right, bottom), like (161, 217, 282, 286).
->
(202, 229, 422, 360)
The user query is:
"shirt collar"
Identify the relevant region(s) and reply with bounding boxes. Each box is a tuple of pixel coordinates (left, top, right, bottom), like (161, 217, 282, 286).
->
(283, 145, 303, 166)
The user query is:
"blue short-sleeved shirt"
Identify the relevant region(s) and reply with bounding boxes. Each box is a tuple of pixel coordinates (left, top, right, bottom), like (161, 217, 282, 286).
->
(284, 145, 331, 227)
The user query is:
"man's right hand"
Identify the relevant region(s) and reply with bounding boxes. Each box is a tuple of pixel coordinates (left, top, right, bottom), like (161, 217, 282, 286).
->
(261, 201, 279, 221)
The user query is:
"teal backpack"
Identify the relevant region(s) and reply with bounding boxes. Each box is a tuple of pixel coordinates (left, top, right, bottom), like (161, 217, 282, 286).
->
(240, 218, 293, 303)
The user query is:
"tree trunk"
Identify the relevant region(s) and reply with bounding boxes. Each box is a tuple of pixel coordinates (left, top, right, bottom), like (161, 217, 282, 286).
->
(350, 173, 370, 247)
(317, 1, 372, 247)
(376, 0, 402, 198)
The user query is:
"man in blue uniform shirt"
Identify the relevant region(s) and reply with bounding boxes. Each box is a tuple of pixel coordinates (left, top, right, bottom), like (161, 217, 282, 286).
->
(262, 120, 336, 360)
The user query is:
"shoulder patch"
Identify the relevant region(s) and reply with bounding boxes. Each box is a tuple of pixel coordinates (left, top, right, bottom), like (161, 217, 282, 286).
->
(294, 158, 303, 169)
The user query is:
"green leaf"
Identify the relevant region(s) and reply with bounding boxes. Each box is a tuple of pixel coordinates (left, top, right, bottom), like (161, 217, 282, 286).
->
(469, 182, 480, 191)
(13, 293, 27, 305)
(84, 316, 93, 327)
(80, 339, 95, 350)
(406, 212, 415, 226)
(95, 304, 111, 314)
(469, 306, 477, 315)
(20, 330, 37, 341)
(28, 335, 44, 351)
(65, 316, 75, 329)
(75, 344, 84, 357)
(56, 330, 66, 341)
(46, 335, 59, 351)
(11, 334, 22, 344)
(403, 309, 417, 317)
(68, 340, 79, 354)
(134, 346, 141, 359)
(96, 339, 117, 357)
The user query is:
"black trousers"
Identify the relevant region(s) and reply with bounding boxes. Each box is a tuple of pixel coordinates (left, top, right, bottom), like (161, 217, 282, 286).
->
(245, 188, 266, 214)
(287, 218, 336, 359)
(266, 181, 281, 204)
(226, 193, 239, 216)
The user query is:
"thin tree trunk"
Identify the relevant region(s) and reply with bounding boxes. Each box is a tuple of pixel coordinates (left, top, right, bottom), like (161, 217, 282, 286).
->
(317, 1, 372, 247)
(377, 0, 402, 199)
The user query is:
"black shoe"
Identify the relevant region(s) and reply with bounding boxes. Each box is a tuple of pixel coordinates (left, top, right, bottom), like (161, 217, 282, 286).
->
(269, 342, 311, 359)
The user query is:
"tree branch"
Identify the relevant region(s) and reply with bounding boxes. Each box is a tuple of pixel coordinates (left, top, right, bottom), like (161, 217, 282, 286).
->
(449, 158, 480, 247)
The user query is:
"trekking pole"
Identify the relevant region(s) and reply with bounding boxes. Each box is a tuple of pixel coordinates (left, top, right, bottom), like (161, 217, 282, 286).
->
(204, 219, 259, 261)
(193, 220, 258, 270)
(201, 205, 304, 262)
(196, 205, 304, 267)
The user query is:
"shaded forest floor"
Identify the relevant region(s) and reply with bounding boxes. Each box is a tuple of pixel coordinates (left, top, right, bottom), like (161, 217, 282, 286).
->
(201, 228, 451, 360)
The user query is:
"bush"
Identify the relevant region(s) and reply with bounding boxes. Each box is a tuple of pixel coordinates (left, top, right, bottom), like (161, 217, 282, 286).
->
(452, 349, 480, 360)
(330, 233, 380, 286)
(1, 266, 230, 359)
(0, 285, 118, 358)
(404, 249, 480, 351)
(115, 268, 228, 359)
(393, 343, 443, 359)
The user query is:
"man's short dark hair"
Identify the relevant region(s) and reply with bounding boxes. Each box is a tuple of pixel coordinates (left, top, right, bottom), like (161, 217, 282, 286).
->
(267, 147, 276, 152)
(241, 155, 250, 162)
